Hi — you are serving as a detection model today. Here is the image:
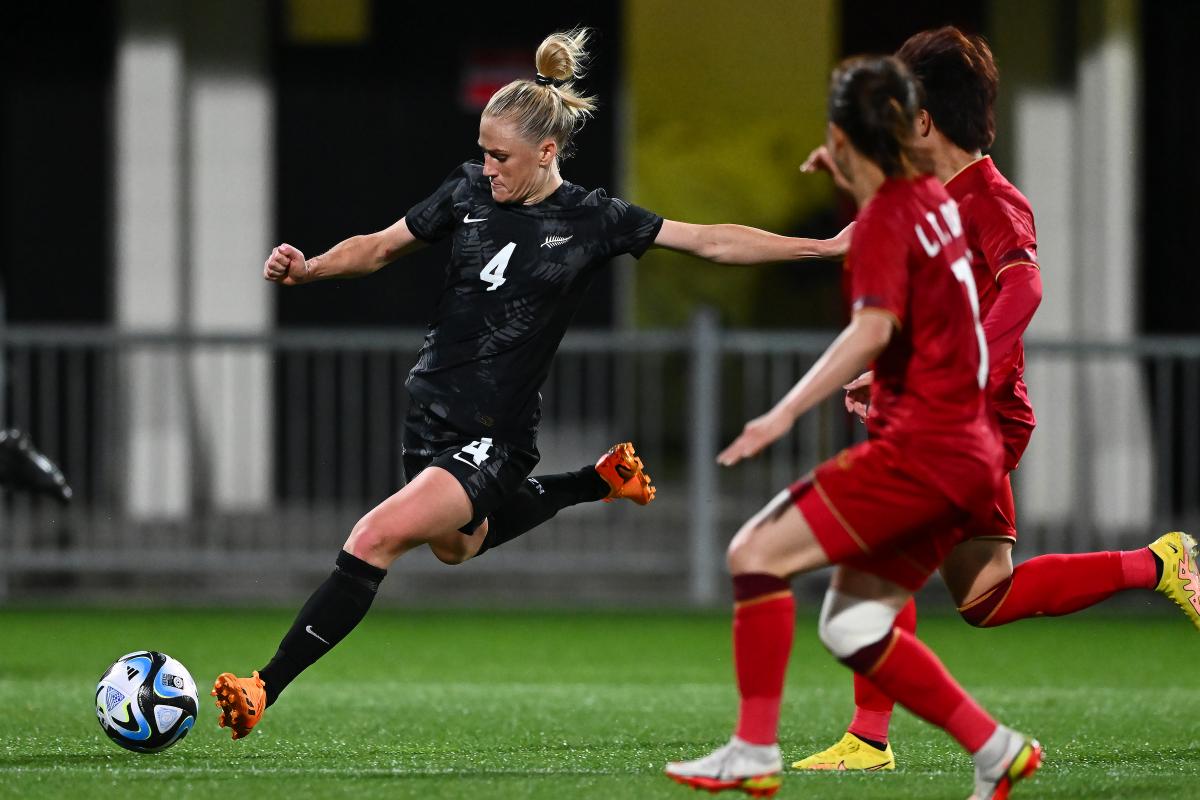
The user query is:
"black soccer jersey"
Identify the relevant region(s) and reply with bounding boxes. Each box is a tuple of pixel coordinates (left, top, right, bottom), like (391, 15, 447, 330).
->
(403, 161, 663, 447)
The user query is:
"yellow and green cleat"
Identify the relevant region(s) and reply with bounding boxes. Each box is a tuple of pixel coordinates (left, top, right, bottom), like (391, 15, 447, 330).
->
(1149, 531, 1200, 631)
(791, 732, 895, 771)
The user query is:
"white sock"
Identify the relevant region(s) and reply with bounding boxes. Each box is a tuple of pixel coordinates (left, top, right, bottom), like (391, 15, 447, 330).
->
(972, 725, 1021, 780)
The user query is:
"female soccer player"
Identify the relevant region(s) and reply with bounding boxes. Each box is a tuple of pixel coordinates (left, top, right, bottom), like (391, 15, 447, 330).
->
(795, 27, 1199, 773)
(665, 56, 1041, 799)
(210, 28, 848, 740)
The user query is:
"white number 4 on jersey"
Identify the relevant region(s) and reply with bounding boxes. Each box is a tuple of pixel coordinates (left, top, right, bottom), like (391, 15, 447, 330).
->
(453, 438, 494, 469)
(480, 243, 516, 291)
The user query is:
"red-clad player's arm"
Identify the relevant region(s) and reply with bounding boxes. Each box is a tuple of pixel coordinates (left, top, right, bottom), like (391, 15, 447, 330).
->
(984, 265, 1041, 372)
(972, 193, 1041, 369)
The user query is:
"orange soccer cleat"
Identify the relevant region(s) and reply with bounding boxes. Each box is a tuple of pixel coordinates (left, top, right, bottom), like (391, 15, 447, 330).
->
(595, 441, 656, 506)
(211, 671, 268, 740)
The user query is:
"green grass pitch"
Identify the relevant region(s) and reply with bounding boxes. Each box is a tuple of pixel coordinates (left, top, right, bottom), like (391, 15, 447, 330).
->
(0, 607, 1194, 799)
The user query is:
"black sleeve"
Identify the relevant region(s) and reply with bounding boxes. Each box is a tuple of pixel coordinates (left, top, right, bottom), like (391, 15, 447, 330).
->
(605, 197, 664, 259)
(404, 162, 472, 243)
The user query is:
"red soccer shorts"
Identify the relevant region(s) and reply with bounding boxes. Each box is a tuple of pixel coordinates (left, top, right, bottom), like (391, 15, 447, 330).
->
(789, 440, 976, 591)
(962, 472, 1017, 542)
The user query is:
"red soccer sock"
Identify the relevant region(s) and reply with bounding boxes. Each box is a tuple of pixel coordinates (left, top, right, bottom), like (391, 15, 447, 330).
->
(848, 597, 915, 745)
(959, 548, 1158, 627)
(850, 627, 997, 753)
(732, 573, 795, 745)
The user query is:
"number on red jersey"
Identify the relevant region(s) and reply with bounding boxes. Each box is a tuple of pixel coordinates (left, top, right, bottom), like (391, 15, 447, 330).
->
(915, 200, 988, 389)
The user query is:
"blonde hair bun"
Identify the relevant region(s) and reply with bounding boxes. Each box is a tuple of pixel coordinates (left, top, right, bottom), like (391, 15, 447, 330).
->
(483, 27, 598, 160)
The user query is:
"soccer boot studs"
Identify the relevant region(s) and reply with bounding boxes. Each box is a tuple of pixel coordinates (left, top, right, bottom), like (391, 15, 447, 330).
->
(211, 671, 267, 740)
(595, 441, 656, 505)
(791, 732, 896, 771)
(1149, 531, 1200, 631)
(665, 737, 783, 797)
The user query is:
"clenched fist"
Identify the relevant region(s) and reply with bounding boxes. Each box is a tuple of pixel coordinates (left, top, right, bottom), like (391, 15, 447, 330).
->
(264, 243, 309, 285)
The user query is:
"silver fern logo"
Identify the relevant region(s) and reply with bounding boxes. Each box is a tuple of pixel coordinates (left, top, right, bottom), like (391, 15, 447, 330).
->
(541, 234, 573, 248)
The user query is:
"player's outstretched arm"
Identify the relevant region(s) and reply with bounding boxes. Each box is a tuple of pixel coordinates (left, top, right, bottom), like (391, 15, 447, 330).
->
(718, 311, 893, 466)
(263, 218, 426, 286)
(652, 219, 851, 265)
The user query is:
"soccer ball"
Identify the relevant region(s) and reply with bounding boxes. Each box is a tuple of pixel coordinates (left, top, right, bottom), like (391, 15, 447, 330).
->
(95, 650, 198, 753)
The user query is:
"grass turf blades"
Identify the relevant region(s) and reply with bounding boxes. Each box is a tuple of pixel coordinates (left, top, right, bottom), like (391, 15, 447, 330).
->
(0, 608, 1194, 799)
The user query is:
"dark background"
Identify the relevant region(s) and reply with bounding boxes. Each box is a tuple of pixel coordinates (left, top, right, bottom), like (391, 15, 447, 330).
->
(1, 0, 1196, 335)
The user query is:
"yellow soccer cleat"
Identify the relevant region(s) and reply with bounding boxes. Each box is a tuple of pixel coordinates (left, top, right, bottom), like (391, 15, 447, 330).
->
(211, 671, 268, 740)
(1149, 531, 1200, 631)
(595, 441, 656, 506)
(791, 732, 895, 771)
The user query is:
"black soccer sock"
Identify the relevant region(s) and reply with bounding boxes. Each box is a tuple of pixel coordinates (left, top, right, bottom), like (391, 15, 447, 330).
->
(857, 735, 889, 752)
(474, 466, 609, 557)
(257, 549, 386, 707)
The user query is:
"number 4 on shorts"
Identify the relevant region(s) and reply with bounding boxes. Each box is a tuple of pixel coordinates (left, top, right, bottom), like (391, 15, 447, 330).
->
(454, 438, 494, 469)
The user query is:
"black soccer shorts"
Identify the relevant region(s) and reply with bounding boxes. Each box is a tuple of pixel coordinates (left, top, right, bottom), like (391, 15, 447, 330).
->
(401, 402, 539, 534)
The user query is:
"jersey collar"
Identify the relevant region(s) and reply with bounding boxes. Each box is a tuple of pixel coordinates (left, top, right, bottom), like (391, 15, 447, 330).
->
(944, 154, 992, 190)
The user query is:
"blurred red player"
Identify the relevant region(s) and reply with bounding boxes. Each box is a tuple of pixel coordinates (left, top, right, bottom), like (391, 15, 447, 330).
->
(666, 55, 1041, 800)
(795, 27, 1200, 774)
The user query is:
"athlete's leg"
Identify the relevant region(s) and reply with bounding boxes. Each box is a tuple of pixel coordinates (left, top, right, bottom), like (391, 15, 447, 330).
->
(263, 466, 476, 692)
(944, 537, 1160, 627)
(824, 566, 1041, 796)
(726, 489, 832, 578)
(666, 491, 827, 795)
(941, 538, 1014, 611)
(669, 491, 1038, 795)
(348, 466, 480, 566)
(473, 442, 654, 558)
(214, 467, 481, 739)
(792, 596, 912, 772)
(471, 469, 608, 557)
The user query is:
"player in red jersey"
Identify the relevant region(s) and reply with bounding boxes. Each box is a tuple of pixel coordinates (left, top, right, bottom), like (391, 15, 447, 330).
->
(665, 56, 1041, 800)
(795, 27, 1199, 774)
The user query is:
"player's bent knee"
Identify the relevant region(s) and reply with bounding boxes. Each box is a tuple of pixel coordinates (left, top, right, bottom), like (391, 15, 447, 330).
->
(346, 515, 420, 562)
(726, 530, 765, 575)
(817, 589, 899, 670)
(725, 514, 774, 573)
(957, 574, 1013, 627)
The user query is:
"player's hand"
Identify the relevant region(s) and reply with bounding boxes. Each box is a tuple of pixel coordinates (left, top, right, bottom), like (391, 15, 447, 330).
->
(827, 221, 855, 260)
(718, 409, 793, 467)
(843, 370, 873, 423)
(264, 243, 308, 286)
(800, 145, 835, 175)
(800, 144, 851, 192)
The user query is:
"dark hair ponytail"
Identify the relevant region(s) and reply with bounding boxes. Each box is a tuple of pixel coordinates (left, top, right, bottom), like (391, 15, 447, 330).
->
(828, 56, 919, 177)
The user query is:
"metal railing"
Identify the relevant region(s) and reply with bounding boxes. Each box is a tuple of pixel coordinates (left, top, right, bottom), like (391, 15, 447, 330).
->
(2, 316, 1198, 606)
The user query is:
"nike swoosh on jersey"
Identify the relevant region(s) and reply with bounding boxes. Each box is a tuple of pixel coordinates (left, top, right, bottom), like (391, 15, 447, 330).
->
(463, 213, 487, 223)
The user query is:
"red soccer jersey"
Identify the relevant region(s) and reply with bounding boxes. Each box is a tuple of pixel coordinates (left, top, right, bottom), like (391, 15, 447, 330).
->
(946, 156, 1039, 467)
(847, 175, 1004, 510)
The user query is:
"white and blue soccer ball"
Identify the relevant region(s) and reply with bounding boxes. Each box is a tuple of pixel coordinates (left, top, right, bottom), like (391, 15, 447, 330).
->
(95, 650, 198, 753)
